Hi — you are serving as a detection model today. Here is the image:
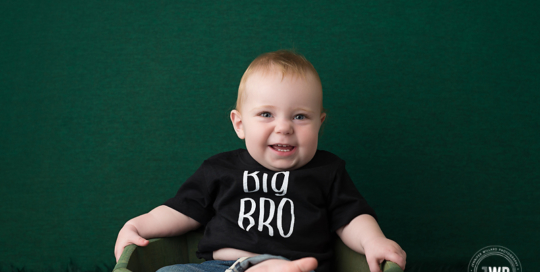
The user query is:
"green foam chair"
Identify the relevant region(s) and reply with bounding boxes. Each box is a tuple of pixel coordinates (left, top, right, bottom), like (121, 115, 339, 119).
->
(113, 229, 403, 272)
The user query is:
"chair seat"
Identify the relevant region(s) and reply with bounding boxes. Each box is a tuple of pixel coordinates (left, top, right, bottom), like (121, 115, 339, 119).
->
(113, 229, 403, 272)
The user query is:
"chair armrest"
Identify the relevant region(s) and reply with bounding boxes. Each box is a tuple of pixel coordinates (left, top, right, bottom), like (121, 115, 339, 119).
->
(382, 260, 403, 272)
(113, 230, 204, 272)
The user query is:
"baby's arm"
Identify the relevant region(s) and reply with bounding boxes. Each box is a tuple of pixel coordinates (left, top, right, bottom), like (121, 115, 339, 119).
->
(336, 214, 406, 272)
(114, 205, 201, 262)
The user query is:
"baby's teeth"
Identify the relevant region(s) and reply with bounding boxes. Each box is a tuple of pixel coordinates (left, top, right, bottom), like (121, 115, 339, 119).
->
(273, 144, 293, 151)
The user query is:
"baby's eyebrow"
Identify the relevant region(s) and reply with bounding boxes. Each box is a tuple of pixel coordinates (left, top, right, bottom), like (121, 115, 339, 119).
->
(250, 105, 316, 114)
(250, 105, 276, 112)
(294, 107, 316, 113)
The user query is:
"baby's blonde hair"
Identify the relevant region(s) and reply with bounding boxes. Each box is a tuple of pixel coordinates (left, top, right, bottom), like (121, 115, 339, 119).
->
(235, 50, 322, 112)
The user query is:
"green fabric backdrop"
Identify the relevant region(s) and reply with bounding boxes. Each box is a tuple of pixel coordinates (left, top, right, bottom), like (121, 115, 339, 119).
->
(1, 1, 539, 271)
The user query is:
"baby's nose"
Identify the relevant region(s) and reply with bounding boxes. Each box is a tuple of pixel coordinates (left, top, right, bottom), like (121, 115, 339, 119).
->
(274, 119, 293, 134)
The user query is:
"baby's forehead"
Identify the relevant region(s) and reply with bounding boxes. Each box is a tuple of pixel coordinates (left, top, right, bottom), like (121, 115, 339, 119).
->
(246, 73, 321, 99)
(248, 65, 313, 80)
(245, 68, 321, 89)
(242, 70, 323, 108)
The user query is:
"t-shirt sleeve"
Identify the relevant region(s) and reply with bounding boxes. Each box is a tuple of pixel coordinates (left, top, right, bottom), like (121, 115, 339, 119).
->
(327, 161, 377, 232)
(163, 162, 216, 225)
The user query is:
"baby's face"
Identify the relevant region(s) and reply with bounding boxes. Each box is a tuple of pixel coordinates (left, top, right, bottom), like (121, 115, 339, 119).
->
(231, 70, 325, 171)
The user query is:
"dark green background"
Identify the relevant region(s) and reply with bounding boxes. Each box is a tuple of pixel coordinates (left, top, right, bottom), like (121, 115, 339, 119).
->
(1, 1, 539, 271)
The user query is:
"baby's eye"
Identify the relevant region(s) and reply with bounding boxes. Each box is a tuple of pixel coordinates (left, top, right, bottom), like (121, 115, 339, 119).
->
(294, 114, 306, 120)
(260, 112, 273, 118)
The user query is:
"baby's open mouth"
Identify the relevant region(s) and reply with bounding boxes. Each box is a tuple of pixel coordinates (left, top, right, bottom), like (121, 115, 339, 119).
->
(270, 144, 295, 152)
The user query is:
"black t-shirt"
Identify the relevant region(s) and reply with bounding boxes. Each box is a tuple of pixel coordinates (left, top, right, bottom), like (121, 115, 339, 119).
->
(164, 149, 376, 272)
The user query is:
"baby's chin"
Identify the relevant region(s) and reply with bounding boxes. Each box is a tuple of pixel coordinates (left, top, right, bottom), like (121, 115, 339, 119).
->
(256, 156, 310, 172)
(246, 147, 315, 171)
(262, 164, 300, 172)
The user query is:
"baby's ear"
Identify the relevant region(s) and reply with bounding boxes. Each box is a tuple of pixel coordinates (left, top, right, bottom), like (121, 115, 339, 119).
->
(320, 112, 326, 124)
(230, 110, 245, 139)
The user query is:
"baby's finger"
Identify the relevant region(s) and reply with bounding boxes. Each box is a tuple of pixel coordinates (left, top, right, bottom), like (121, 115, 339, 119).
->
(115, 237, 149, 261)
(114, 246, 122, 262)
(385, 251, 407, 270)
(366, 256, 382, 272)
(114, 238, 129, 262)
(133, 237, 149, 247)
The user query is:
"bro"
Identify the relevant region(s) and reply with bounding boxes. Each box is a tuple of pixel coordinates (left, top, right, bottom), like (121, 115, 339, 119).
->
(114, 50, 406, 272)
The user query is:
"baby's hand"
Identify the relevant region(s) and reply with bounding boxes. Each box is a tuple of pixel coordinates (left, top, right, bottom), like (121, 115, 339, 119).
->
(363, 237, 406, 272)
(114, 223, 150, 262)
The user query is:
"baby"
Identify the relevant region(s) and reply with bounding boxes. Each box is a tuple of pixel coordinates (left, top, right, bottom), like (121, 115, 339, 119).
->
(114, 50, 406, 272)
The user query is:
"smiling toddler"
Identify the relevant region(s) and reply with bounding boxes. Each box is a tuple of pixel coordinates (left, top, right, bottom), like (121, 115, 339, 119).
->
(114, 50, 406, 272)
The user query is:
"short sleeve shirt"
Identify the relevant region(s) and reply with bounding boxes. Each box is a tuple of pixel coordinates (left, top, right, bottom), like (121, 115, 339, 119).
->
(164, 149, 376, 272)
